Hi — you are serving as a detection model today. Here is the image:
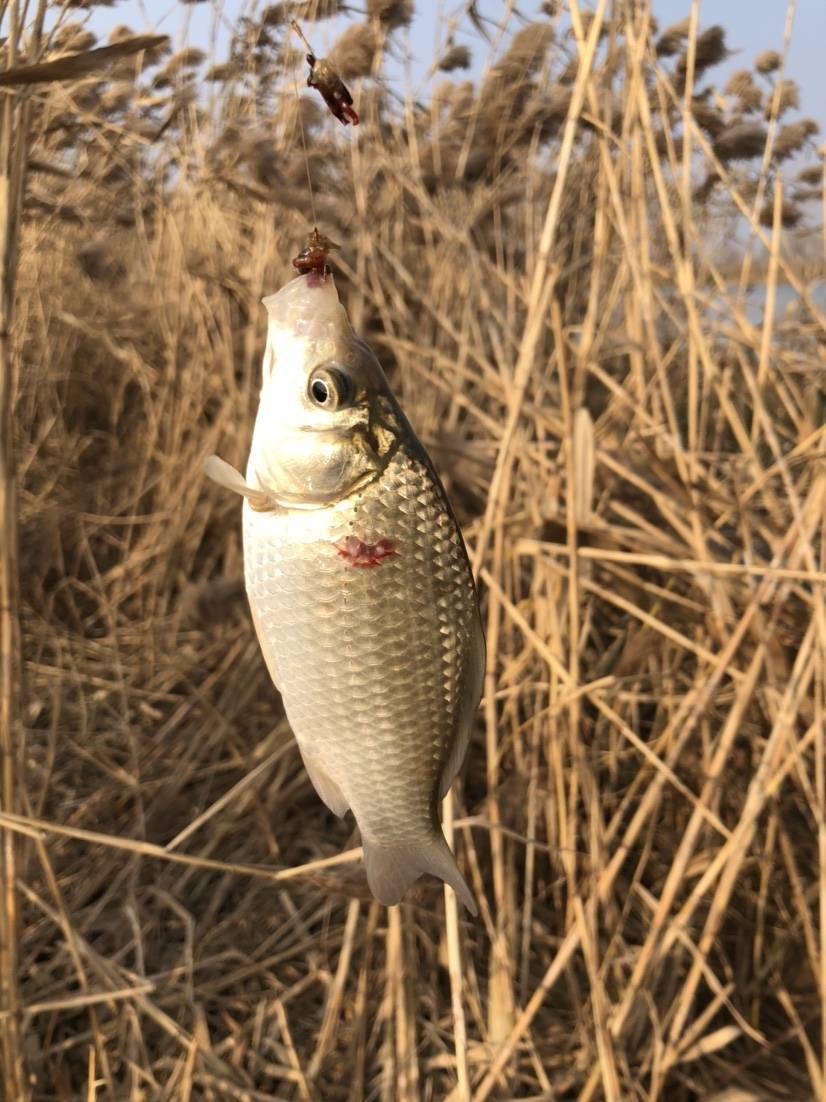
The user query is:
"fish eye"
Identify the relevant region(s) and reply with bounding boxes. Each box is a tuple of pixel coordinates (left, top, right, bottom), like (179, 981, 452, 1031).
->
(308, 366, 353, 411)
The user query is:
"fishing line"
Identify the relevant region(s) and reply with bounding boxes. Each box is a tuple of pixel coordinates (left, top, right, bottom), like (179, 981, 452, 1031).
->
(288, 17, 360, 232)
(291, 62, 318, 229)
(289, 18, 318, 230)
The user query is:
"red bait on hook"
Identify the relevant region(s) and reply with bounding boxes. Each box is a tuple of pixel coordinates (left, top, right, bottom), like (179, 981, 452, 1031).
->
(305, 53, 359, 126)
(290, 18, 358, 126)
(292, 227, 340, 282)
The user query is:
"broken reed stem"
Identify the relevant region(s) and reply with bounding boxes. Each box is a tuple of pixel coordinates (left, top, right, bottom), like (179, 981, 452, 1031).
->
(0, 1, 44, 1095)
(0, 171, 27, 1102)
(755, 174, 783, 402)
(443, 788, 471, 1102)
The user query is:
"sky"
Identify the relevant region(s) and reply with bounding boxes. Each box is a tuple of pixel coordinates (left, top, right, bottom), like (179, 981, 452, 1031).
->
(651, 0, 825, 134)
(74, 0, 826, 155)
(81, 0, 826, 122)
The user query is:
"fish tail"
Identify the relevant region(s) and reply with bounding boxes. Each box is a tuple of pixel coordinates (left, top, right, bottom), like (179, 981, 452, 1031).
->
(362, 831, 477, 915)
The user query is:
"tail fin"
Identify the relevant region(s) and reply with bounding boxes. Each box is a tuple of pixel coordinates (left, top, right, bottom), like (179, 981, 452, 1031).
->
(362, 831, 477, 915)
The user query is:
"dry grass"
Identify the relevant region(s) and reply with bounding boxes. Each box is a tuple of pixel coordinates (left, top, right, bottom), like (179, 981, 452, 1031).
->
(1, 1, 826, 1099)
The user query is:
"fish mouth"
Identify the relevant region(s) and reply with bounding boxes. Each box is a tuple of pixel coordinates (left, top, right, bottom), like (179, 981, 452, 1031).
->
(293, 400, 370, 435)
(298, 423, 360, 438)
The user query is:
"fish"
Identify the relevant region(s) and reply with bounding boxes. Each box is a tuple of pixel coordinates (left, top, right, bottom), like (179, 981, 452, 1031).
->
(205, 268, 484, 913)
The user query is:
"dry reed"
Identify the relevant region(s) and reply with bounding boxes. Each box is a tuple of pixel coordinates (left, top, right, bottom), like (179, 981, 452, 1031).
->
(1, 2, 825, 1100)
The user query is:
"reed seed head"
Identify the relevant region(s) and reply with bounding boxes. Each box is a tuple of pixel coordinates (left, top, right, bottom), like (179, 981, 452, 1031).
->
(797, 164, 822, 185)
(329, 23, 382, 79)
(655, 17, 689, 58)
(713, 121, 767, 162)
(367, 0, 414, 31)
(759, 194, 800, 227)
(438, 44, 472, 73)
(725, 69, 762, 112)
(293, 0, 345, 19)
(771, 79, 800, 118)
(755, 49, 781, 75)
(773, 119, 819, 161)
(498, 23, 554, 80)
(261, 2, 291, 25)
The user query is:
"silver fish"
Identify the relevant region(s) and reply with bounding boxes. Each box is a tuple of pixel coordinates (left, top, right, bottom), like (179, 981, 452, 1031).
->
(205, 270, 484, 912)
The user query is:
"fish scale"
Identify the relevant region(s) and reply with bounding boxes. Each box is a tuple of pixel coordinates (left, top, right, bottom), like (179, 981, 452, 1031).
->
(245, 448, 473, 842)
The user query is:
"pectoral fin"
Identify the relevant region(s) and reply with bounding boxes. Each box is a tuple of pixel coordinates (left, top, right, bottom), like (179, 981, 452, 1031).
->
(204, 455, 272, 511)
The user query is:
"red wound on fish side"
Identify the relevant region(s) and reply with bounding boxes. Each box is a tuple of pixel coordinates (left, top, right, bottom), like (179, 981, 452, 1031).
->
(335, 536, 397, 568)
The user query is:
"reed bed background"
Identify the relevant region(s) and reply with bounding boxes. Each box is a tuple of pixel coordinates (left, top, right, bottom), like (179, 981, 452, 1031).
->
(1, 0, 825, 1098)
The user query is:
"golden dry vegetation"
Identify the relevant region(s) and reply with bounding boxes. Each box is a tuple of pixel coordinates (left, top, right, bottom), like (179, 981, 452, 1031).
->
(1, 1, 826, 1099)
